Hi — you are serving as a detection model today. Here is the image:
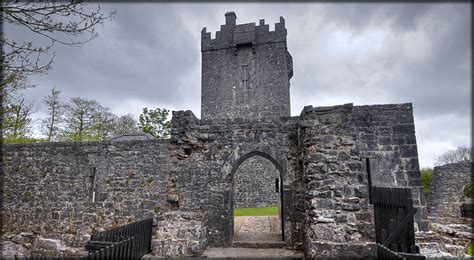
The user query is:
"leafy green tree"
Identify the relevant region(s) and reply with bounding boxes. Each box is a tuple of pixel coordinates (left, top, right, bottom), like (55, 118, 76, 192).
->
(41, 87, 63, 141)
(138, 107, 172, 138)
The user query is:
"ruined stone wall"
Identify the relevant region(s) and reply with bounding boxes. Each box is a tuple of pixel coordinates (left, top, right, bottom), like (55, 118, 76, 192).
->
(351, 103, 428, 231)
(299, 104, 376, 258)
(429, 162, 472, 220)
(1, 103, 427, 256)
(233, 155, 281, 208)
(2, 140, 171, 256)
(201, 12, 292, 120)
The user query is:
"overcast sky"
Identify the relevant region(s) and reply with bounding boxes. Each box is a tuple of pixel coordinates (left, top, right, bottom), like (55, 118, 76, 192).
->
(5, 3, 471, 168)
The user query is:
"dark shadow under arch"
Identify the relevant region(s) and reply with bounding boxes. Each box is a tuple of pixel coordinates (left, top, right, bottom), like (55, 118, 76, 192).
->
(230, 151, 285, 242)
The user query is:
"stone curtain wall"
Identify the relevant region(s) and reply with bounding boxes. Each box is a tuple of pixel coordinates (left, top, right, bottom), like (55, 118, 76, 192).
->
(233, 155, 281, 208)
(299, 104, 377, 258)
(351, 104, 428, 231)
(2, 103, 427, 257)
(2, 140, 170, 256)
(429, 162, 472, 220)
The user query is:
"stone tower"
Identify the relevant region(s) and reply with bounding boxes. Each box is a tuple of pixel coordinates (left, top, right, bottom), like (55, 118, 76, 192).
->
(201, 12, 293, 120)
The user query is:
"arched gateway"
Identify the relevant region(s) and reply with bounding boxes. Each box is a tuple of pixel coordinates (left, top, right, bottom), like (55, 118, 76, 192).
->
(228, 150, 286, 242)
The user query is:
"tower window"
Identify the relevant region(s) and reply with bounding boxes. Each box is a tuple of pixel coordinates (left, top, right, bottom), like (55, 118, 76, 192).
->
(241, 65, 249, 89)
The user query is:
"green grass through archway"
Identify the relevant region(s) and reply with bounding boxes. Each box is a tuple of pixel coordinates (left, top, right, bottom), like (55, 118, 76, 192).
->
(234, 207, 279, 217)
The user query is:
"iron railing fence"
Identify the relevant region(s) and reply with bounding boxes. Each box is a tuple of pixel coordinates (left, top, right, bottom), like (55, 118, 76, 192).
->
(82, 217, 153, 260)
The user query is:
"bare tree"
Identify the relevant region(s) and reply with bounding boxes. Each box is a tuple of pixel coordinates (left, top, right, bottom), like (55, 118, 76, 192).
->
(62, 97, 124, 141)
(91, 106, 116, 141)
(41, 87, 62, 141)
(1, 71, 34, 102)
(62, 97, 101, 141)
(112, 114, 139, 136)
(434, 146, 472, 166)
(1, 1, 115, 75)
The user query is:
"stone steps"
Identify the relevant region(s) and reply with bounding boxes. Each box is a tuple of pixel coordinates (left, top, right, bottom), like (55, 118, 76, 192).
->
(232, 240, 287, 249)
(201, 247, 305, 259)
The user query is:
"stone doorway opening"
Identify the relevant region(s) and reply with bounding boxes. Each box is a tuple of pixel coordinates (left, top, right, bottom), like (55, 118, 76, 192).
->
(231, 153, 284, 244)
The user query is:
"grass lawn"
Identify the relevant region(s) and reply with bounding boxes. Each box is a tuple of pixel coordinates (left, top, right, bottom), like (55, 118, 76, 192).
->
(234, 207, 279, 216)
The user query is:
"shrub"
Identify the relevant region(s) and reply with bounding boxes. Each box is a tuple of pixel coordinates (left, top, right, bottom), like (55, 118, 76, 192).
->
(420, 167, 433, 199)
(464, 184, 474, 198)
(467, 242, 474, 256)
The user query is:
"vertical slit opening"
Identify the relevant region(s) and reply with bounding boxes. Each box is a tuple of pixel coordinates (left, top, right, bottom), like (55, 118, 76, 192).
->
(366, 158, 373, 204)
(275, 178, 280, 193)
(90, 167, 97, 203)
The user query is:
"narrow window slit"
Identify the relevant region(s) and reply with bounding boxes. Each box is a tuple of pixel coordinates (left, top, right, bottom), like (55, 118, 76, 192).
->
(366, 158, 373, 204)
(275, 178, 280, 193)
(241, 65, 249, 89)
(90, 167, 97, 202)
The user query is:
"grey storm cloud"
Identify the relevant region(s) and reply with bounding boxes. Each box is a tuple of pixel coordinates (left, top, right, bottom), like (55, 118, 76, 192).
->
(5, 3, 471, 167)
(20, 4, 202, 110)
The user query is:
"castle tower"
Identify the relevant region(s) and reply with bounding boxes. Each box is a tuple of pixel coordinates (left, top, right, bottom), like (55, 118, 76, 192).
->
(201, 12, 293, 120)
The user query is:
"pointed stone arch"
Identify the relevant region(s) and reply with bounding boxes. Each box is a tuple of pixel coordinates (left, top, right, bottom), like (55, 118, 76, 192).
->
(230, 151, 284, 181)
(220, 143, 289, 245)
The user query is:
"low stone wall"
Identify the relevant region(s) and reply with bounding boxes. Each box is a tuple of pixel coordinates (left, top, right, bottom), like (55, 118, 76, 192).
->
(416, 219, 473, 258)
(152, 211, 208, 257)
(415, 162, 473, 258)
(429, 162, 472, 220)
(1, 234, 90, 258)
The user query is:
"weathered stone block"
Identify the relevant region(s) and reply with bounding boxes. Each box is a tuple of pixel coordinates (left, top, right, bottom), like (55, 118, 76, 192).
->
(1, 240, 30, 258)
(32, 237, 62, 257)
(153, 211, 207, 257)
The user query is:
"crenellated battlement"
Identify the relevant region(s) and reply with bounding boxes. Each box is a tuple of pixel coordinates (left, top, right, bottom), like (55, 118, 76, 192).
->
(201, 11, 287, 52)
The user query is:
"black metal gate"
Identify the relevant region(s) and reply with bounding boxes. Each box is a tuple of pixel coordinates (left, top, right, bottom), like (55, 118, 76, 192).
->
(82, 218, 153, 259)
(373, 187, 425, 260)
